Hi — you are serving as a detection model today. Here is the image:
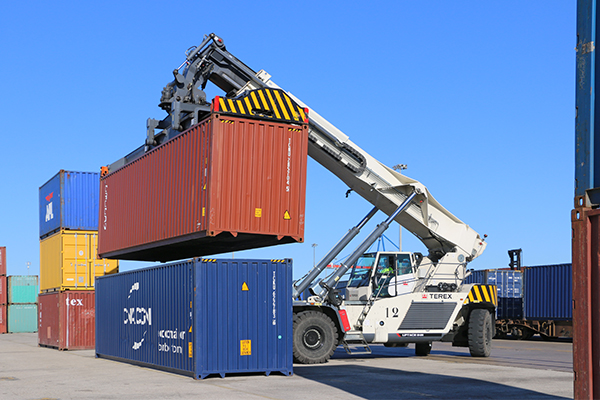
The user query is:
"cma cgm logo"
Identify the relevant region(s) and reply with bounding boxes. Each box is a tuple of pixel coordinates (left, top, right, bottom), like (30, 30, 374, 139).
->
(45, 192, 54, 222)
(124, 282, 151, 350)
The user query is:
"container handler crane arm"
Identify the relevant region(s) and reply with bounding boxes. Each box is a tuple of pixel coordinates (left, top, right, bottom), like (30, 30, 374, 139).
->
(143, 33, 487, 269)
(130, 34, 494, 364)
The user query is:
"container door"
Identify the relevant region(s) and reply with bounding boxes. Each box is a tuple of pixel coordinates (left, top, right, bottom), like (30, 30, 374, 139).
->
(88, 233, 118, 287)
(63, 232, 90, 289)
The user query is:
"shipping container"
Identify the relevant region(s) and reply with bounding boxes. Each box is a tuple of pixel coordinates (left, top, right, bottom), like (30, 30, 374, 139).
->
(486, 270, 523, 298)
(465, 269, 522, 298)
(39, 171, 100, 239)
(0, 276, 6, 305)
(0, 305, 6, 333)
(497, 297, 523, 320)
(0, 246, 5, 276)
(524, 264, 572, 320)
(98, 113, 308, 262)
(7, 276, 38, 304)
(40, 230, 118, 293)
(464, 270, 486, 285)
(95, 258, 293, 379)
(8, 304, 38, 333)
(38, 291, 95, 350)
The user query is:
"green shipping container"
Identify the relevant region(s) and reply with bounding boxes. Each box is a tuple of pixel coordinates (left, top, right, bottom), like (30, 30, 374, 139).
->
(8, 304, 37, 333)
(8, 276, 38, 304)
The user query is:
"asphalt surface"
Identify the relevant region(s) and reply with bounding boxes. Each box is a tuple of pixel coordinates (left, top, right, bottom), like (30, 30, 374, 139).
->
(0, 333, 573, 399)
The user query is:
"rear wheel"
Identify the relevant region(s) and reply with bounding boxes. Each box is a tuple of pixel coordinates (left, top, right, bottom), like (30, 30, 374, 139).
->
(415, 342, 432, 356)
(293, 311, 338, 364)
(468, 308, 493, 357)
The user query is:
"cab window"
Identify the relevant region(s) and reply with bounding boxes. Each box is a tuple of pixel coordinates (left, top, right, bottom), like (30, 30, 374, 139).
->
(347, 254, 376, 288)
(396, 255, 413, 275)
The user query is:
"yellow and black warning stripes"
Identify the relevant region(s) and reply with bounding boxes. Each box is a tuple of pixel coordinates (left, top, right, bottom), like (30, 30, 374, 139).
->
(271, 259, 286, 263)
(212, 88, 308, 124)
(201, 259, 217, 263)
(465, 284, 497, 307)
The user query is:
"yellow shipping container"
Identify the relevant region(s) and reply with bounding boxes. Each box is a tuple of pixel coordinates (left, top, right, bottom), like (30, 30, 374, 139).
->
(40, 230, 119, 292)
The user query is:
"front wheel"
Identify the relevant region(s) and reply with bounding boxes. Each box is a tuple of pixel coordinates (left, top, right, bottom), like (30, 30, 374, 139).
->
(468, 308, 493, 357)
(293, 311, 338, 364)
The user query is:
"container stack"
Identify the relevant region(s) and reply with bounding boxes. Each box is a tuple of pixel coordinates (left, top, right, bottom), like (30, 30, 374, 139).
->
(7, 275, 39, 333)
(38, 170, 118, 350)
(0, 247, 6, 333)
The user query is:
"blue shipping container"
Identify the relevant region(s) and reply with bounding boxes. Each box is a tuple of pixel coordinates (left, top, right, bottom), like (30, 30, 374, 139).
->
(497, 297, 523, 320)
(464, 270, 487, 285)
(95, 258, 293, 379)
(524, 264, 572, 320)
(39, 170, 99, 238)
(486, 270, 523, 298)
(464, 270, 522, 298)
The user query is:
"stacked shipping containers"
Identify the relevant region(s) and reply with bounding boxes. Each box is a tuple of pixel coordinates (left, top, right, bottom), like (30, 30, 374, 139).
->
(7, 276, 39, 333)
(0, 247, 6, 333)
(38, 170, 118, 350)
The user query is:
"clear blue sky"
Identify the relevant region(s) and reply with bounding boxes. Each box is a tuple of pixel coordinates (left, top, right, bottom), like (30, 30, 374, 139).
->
(0, 1, 575, 279)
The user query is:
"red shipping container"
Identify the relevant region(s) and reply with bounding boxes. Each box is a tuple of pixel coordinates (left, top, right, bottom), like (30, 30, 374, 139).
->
(38, 291, 95, 350)
(0, 305, 6, 334)
(0, 276, 6, 305)
(0, 246, 6, 276)
(98, 114, 308, 262)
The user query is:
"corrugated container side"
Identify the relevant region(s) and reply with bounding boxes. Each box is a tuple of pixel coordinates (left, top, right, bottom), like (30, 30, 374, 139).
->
(8, 304, 38, 332)
(38, 291, 96, 350)
(96, 261, 195, 375)
(40, 230, 118, 292)
(96, 258, 293, 379)
(0, 246, 5, 276)
(464, 270, 487, 285)
(7, 276, 38, 304)
(39, 171, 100, 238)
(0, 276, 6, 305)
(0, 305, 6, 333)
(524, 264, 573, 320)
(486, 270, 523, 298)
(98, 114, 308, 262)
(497, 297, 523, 320)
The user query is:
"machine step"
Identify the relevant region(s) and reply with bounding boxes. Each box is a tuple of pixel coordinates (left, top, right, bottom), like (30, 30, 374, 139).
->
(341, 332, 372, 355)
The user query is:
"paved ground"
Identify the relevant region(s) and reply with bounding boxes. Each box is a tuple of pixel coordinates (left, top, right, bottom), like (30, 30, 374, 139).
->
(0, 333, 573, 399)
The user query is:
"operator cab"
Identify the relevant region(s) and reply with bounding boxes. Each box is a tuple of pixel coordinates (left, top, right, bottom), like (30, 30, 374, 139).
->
(345, 252, 418, 301)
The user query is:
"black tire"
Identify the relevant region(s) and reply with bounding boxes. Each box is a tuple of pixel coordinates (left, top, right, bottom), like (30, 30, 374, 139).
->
(293, 311, 338, 364)
(415, 342, 432, 356)
(468, 308, 493, 357)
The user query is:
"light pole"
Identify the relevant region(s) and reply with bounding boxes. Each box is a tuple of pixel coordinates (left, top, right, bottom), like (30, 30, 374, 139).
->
(312, 243, 318, 267)
(392, 164, 408, 251)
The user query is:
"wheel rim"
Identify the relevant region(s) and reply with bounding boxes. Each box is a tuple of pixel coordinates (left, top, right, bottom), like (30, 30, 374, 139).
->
(303, 326, 323, 349)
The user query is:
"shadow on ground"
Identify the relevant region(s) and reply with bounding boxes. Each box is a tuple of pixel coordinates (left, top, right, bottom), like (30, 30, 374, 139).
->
(293, 362, 570, 400)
